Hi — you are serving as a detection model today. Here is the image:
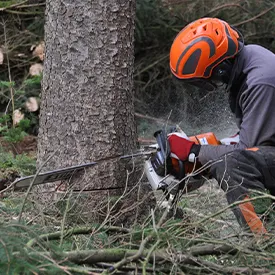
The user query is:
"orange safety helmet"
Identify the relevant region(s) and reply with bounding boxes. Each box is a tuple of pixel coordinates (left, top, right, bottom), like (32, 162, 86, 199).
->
(170, 18, 240, 81)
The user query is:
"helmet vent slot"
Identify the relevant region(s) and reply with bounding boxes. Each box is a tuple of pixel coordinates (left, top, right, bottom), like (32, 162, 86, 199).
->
(203, 24, 207, 31)
(215, 29, 219, 35)
(193, 30, 197, 35)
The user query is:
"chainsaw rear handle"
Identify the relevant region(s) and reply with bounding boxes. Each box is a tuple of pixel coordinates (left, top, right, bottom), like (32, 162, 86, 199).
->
(154, 129, 169, 157)
(151, 129, 169, 177)
(152, 128, 185, 180)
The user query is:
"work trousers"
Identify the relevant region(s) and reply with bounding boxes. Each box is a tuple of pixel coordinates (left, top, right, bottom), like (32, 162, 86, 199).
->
(210, 146, 275, 234)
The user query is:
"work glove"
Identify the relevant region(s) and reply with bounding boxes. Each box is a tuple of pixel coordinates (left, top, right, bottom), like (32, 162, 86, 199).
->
(168, 132, 201, 163)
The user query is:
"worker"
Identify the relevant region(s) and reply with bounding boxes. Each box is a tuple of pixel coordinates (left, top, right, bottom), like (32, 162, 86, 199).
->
(168, 17, 275, 235)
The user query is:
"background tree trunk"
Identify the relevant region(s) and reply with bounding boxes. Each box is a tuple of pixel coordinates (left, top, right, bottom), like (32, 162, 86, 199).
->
(37, 0, 153, 223)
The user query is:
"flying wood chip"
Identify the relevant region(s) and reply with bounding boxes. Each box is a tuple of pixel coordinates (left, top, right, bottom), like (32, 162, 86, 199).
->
(0, 48, 3, 64)
(13, 109, 24, 125)
(29, 63, 43, 76)
(31, 41, 45, 61)
(25, 97, 39, 112)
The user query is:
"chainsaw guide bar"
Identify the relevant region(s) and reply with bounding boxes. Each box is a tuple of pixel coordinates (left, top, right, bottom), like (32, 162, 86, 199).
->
(13, 162, 97, 189)
(12, 150, 154, 190)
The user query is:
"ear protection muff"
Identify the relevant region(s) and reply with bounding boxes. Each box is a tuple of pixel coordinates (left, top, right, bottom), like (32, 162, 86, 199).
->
(211, 59, 234, 84)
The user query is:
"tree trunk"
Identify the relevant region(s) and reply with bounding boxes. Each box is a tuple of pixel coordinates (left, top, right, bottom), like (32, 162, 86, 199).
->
(36, 0, 154, 224)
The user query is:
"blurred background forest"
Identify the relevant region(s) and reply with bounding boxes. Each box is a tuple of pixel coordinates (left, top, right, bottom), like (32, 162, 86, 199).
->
(0, 0, 275, 158)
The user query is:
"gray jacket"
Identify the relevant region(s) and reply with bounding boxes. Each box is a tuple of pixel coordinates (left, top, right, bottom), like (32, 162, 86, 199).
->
(198, 44, 275, 164)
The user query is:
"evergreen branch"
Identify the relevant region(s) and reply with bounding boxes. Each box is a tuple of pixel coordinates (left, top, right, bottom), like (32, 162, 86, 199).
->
(203, 3, 253, 17)
(0, 238, 11, 274)
(0, 0, 29, 11)
(233, 4, 275, 27)
(96, 262, 169, 274)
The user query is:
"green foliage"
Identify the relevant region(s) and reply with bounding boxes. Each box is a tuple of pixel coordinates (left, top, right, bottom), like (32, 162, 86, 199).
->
(0, 115, 31, 143)
(23, 74, 43, 86)
(0, 74, 42, 111)
(0, 80, 15, 88)
(3, 127, 27, 143)
(0, 1, 22, 8)
(0, 148, 36, 176)
(0, 114, 10, 124)
(0, 223, 80, 275)
(0, 74, 41, 138)
(0, 115, 9, 133)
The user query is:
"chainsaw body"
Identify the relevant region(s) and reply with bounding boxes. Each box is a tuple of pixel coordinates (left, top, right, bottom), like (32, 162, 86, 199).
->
(145, 130, 221, 194)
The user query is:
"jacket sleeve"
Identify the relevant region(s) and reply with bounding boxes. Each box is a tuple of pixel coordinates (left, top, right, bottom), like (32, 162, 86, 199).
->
(198, 84, 275, 164)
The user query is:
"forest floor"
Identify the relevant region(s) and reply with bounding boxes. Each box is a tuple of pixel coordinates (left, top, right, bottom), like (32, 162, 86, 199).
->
(1, 128, 275, 274)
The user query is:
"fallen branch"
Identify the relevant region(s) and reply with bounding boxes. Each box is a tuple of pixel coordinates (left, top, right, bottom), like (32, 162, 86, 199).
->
(180, 255, 271, 275)
(31, 248, 165, 265)
(96, 262, 169, 274)
(26, 226, 130, 248)
(188, 243, 238, 256)
(28, 248, 272, 275)
(101, 208, 169, 274)
(184, 207, 235, 227)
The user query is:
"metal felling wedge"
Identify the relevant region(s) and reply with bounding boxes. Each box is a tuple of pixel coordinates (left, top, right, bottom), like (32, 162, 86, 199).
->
(13, 162, 97, 189)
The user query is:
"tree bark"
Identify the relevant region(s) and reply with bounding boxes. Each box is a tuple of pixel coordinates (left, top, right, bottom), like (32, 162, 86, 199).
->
(36, 0, 154, 223)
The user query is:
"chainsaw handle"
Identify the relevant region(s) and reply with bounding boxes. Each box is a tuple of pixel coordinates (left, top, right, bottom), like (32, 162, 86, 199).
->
(154, 129, 170, 159)
(151, 130, 170, 177)
(153, 128, 185, 181)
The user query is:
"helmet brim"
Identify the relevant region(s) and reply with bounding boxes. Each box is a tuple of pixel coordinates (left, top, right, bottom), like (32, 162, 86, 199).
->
(172, 74, 217, 92)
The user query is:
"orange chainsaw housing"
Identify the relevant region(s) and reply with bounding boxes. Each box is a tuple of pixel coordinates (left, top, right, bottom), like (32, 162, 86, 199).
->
(189, 132, 221, 145)
(185, 132, 220, 174)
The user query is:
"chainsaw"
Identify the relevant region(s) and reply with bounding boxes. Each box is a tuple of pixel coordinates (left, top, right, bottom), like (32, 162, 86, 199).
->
(6, 128, 239, 197)
(143, 128, 240, 208)
(144, 128, 221, 206)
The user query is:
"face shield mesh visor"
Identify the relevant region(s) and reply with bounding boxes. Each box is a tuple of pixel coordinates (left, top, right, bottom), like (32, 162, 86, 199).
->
(173, 76, 224, 92)
(183, 78, 217, 92)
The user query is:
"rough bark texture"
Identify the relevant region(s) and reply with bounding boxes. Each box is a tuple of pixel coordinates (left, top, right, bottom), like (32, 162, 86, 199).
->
(37, 0, 155, 222)
(39, 0, 136, 169)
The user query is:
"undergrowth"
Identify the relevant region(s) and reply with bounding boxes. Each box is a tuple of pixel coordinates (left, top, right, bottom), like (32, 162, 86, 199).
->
(0, 148, 36, 176)
(0, 190, 274, 274)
